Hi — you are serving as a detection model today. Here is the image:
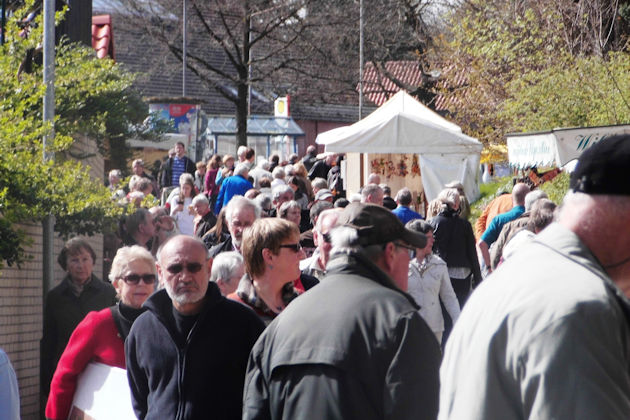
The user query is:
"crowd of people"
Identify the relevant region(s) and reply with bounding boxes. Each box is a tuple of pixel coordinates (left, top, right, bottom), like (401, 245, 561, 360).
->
(35, 135, 630, 420)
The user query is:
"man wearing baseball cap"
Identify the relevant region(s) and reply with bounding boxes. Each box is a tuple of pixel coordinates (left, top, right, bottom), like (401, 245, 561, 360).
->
(440, 134, 630, 419)
(244, 203, 440, 419)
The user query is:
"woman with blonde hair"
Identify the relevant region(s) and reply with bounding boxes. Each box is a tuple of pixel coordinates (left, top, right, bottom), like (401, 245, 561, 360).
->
(228, 218, 305, 324)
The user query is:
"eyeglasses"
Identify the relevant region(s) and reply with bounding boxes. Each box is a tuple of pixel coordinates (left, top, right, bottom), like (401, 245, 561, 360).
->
(166, 262, 204, 274)
(278, 243, 303, 253)
(121, 274, 156, 285)
(394, 242, 416, 259)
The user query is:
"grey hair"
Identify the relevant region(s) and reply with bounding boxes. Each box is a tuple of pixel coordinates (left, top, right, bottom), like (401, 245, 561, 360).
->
(255, 193, 273, 211)
(524, 190, 548, 212)
(260, 160, 271, 171)
(210, 251, 244, 283)
(395, 187, 413, 206)
(361, 184, 383, 202)
(126, 208, 151, 235)
(272, 184, 294, 200)
(329, 225, 386, 261)
(108, 245, 157, 283)
(437, 188, 460, 211)
(234, 163, 249, 176)
(272, 166, 285, 179)
(225, 195, 261, 221)
(128, 175, 142, 191)
(109, 169, 122, 179)
(278, 200, 301, 218)
(311, 177, 328, 190)
(284, 164, 295, 176)
(191, 193, 209, 206)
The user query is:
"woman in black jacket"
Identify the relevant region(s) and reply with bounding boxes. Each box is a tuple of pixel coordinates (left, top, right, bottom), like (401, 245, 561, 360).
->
(429, 188, 482, 308)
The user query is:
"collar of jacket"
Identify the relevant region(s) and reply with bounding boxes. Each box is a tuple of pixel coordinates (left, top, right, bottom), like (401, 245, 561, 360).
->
(326, 251, 419, 309)
(142, 281, 224, 330)
(59, 274, 101, 296)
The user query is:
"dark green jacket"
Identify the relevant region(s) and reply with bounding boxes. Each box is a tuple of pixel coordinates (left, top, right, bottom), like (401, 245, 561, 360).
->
(244, 251, 441, 420)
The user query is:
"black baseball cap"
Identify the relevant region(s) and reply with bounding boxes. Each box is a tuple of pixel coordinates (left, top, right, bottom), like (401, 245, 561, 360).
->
(571, 134, 630, 195)
(338, 203, 427, 249)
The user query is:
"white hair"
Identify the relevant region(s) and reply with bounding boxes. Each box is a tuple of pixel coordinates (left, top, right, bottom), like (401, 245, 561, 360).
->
(225, 195, 261, 221)
(234, 163, 249, 176)
(272, 184, 294, 200)
(191, 194, 209, 206)
(109, 245, 156, 283)
(272, 166, 285, 179)
(437, 188, 460, 211)
(524, 190, 548, 212)
(210, 251, 244, 283)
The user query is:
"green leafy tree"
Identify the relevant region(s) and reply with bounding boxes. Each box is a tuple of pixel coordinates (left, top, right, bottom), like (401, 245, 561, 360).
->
(0, 3, 150, 269)
(437, 0, 630, 160)
(501, 52, 630, 131)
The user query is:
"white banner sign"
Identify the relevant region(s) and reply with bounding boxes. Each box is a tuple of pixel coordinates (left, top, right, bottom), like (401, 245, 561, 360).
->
(507, 125, 630, 168)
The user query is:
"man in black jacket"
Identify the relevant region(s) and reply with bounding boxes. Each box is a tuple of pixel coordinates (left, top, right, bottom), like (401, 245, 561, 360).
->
(244, 203, 441, 419)
(126, 236, 265, 420)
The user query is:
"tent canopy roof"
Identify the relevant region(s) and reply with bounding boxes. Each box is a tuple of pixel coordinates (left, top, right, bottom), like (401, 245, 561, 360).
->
(316, 91, 481, 154)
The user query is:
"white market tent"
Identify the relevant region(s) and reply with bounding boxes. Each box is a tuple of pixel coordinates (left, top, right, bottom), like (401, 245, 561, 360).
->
(316, 91, 483, 202)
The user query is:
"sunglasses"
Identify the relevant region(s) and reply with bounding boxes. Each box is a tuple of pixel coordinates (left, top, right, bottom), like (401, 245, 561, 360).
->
(166, 262, 204, 274)
(121, 273, 156, 285)
(322, 232, 332, 243)
(278, 243, 303, 253)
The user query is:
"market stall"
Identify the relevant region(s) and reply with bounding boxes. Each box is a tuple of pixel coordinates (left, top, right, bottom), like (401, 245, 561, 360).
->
(316, 91, 483, 210)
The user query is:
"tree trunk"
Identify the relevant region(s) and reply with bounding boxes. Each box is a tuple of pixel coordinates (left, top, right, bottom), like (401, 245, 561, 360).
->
(236, 8, 251, 152)
(236, 77, 248, 151)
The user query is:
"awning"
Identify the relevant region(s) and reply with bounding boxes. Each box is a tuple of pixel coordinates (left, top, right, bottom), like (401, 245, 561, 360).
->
(507, 124, 630, 169)
(206, 115, 305, 137)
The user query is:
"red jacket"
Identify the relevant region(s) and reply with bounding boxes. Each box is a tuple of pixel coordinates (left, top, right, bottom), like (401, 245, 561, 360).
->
(46, 308, 125, 420)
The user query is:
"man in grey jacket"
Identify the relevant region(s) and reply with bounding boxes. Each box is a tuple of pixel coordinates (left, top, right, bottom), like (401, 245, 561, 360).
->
(244, 203, 440, 420)
(439, 134, 630, 420)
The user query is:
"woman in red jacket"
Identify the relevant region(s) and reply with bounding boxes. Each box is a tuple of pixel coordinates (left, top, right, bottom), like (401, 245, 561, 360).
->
(45, 245, 156, 420)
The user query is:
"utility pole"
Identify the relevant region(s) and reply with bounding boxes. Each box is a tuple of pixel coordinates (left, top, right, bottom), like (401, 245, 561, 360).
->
(182, 0, 187, 96)
(358, 0, 364, 120)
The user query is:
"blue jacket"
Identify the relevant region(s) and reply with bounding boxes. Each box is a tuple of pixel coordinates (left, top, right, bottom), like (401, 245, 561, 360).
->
(392, 205, 424, 225)
(215, 175, 253, 214)
(126, 283, 264, 420)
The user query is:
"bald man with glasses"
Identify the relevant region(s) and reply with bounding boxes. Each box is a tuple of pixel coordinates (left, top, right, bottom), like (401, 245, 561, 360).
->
(125, 235, 264, 420)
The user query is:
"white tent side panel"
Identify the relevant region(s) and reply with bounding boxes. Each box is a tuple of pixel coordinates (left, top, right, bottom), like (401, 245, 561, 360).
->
(420, 153, 481, 203)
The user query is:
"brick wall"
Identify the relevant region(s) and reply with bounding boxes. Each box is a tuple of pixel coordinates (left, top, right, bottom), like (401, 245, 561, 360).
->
(0, 135, 105, 419)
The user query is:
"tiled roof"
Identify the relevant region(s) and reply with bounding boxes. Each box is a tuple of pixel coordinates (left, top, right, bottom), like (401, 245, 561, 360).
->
(362, 61, 425, 106)
(433, 63, 469, 112)
(92, 15, 114, 60)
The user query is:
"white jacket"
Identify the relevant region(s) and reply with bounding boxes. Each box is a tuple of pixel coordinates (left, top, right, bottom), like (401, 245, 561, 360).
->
(408, 254, 460, 337)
